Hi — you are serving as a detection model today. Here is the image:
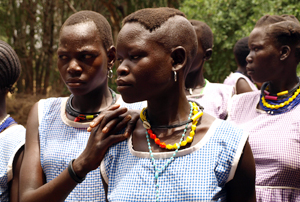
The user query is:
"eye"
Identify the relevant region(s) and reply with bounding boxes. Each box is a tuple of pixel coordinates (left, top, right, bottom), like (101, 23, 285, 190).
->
(117, 58, 123, 63)
(82, 54, 94, 59)
(58, 55, 68, 60)
(130, 55, 140, 60)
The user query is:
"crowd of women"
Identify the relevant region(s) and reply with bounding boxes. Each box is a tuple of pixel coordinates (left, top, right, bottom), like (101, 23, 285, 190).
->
(0, 6, 299, 202)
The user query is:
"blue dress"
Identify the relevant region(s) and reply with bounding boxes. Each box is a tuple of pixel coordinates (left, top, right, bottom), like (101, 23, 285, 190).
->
(38, 96, 146, 201)
(101, 119, 248, 202)
(0, 124, 25, 201)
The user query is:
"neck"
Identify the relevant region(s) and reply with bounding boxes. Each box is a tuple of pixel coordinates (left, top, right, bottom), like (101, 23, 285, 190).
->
(268, 75, 299, 94)
(71, 85, 114, 113)
(236, 66, 247, 75)
(0, 93, 7, 121)
(146, 89, 191, 127)
(185, 67, 205, 89)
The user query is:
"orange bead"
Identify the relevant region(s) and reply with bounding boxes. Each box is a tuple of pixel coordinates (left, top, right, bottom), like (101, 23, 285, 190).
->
(155, 138, 160, 144)
(159, 142, 166, 148)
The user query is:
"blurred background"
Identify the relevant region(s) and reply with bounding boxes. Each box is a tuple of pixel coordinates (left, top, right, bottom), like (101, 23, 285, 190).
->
(1, 0, 299, 125)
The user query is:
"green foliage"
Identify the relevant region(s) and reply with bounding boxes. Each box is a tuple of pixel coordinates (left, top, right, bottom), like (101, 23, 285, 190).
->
(180, 0, 300, 82)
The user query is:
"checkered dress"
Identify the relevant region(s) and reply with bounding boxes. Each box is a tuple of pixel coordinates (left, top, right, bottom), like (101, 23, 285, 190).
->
(101, 119, 248, 202)
(223, 72, 258, 93)
(187, 81, 234, 120)
(38, 97, 146, 201)
(0, 124, 25, 201)
(227, 91, 300, 201)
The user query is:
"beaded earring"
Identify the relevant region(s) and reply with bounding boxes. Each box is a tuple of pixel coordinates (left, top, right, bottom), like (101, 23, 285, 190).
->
(173, 70, 177, 82)
(107, 67, 113, 78)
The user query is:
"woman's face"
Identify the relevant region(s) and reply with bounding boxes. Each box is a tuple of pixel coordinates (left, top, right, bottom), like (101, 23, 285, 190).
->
(116, 22, 174, 103)
(57, 21, 109, 96)
(246, 27, 282, 83)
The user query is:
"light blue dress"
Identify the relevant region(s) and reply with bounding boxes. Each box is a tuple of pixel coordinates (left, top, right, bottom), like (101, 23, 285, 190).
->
(101, 119, 248, 202)
(0, 124, 25, 201)
(38, 96, 146, 201)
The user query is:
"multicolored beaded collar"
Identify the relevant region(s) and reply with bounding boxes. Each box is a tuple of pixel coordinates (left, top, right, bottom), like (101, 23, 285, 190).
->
(66, 88, 116, 122)
(0, 114, 17, 133)
(140, 101, 203, 150)
(140, 102, 203, 201)
(260, 79, 300, 115)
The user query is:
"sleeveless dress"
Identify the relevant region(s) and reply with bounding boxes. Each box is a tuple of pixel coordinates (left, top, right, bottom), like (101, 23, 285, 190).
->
(0, 124, 25, 201)
(227, 91, 300, 201)
(187, 80, 234, 120)
(223, 72, 258, 93)
(101, 119, 249, 202)
(38, 96, 146, 201)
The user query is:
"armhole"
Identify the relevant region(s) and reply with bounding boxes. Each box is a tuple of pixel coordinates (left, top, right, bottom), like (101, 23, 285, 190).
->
(7, 141, 25, 182)
(38, 99, 45, 125)
(100, 159, 109, 185)
(226, 132, 249, 182)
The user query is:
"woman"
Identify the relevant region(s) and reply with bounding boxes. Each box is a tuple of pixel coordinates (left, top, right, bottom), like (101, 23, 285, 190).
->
(227, 14, 300, 201)
(97, 7, 256, 202)
(19, 10, 142, 202)
(0, 40, 26, 202)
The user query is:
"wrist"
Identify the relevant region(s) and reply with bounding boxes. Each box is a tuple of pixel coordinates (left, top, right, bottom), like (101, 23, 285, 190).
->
(68, 159, 86, 183)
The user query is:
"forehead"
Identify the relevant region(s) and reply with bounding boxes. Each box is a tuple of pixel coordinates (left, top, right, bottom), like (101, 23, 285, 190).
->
(117, 22, 164, 52)
(249, 27, 269, 43)
(59, 22, 102, 48)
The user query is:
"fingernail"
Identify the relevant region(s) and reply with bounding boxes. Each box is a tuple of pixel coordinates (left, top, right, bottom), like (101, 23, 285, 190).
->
(124, 132, 129, 138)
(126, 115, 132, 121)
(102, 127, 108, 133)
(87, 127, 92, 132)
(90, 122, 95, 127)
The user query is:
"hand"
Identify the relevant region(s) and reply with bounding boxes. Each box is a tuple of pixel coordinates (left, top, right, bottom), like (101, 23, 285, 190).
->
(88, 105, 140, 139)
(73, 104, 133, 177)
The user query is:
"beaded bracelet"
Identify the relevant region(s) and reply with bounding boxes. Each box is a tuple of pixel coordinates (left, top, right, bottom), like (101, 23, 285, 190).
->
(68, 159, 86, 183)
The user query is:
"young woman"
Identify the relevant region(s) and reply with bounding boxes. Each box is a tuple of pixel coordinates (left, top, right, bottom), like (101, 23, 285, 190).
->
(0, 40, 26, 202)
(97, 7, 256, 202)
(19, 11, 143, 202)
(185, 20, 234, 120)
(223, 37, 258, 94)
(227, 14, 300, 201)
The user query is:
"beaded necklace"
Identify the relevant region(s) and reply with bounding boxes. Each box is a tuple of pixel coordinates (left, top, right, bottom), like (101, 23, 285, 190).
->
(66, 88, 116, 122)
(260, 79, 300, 115)
(0, 115, 17, 133)
(140, 102, 202, 201)
(140, 102, 203, 150)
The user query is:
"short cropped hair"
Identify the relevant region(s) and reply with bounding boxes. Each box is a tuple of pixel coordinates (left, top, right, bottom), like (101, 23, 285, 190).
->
(60, 10, 113, 51)
(0, 40, 21, 93)
(189, 20, 213, 51)
(255, 14, 300, 58)
(233, 37, 249, 67)
(122, 7, 198, 74)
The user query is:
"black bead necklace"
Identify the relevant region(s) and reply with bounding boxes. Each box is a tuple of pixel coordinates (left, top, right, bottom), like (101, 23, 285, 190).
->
(66, 88, 116, 122)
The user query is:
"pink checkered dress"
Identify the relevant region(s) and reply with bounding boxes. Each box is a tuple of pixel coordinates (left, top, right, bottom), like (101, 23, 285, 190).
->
(227, 91, 300, 201)
(223, 72, 258, 93)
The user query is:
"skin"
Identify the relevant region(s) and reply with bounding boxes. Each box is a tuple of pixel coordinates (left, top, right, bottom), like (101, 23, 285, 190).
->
(246, 26, 299, 99)
(19, 21, 135, 202)
(184, 33, 212, 93)
(236, 78, 254, 94)
(112, 19, 256, 201)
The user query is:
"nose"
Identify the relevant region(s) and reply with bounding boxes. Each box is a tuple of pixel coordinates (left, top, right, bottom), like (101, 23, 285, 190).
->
(116, 61, 130, 76)
(67, 59, 82, 76)
(246, 52, 252, 64)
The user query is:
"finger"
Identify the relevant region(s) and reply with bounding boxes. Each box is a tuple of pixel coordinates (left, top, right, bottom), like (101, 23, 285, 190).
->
(88, 104, 122, 132)
(122, 113, 139, 138)
(108, 115, 133, 136)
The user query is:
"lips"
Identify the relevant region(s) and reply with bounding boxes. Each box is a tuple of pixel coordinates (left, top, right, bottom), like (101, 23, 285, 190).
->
(116, 78, 132, 91)
(66, 79, 84, 87)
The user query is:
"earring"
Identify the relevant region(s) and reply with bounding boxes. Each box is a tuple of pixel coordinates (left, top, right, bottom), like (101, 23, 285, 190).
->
(173, 70, 177, 82)
(107, 68, 113, 78)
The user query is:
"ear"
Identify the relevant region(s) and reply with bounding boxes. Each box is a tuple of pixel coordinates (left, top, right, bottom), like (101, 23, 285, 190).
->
(280, 45, 291, 61)
(204, 48, 212, 61)
(170, 46, 187, 71)
(107, 46, 116, 67)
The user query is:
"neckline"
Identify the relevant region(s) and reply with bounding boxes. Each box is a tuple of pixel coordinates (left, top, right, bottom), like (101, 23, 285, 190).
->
(128, 118, 221, 159)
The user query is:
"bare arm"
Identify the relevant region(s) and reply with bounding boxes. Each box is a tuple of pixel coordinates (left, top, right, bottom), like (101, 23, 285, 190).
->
(225, 141, 256, 202)
(236, 78, 254, 94)
(19, 103, 131, 202)
(9, 146, 24, 202)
